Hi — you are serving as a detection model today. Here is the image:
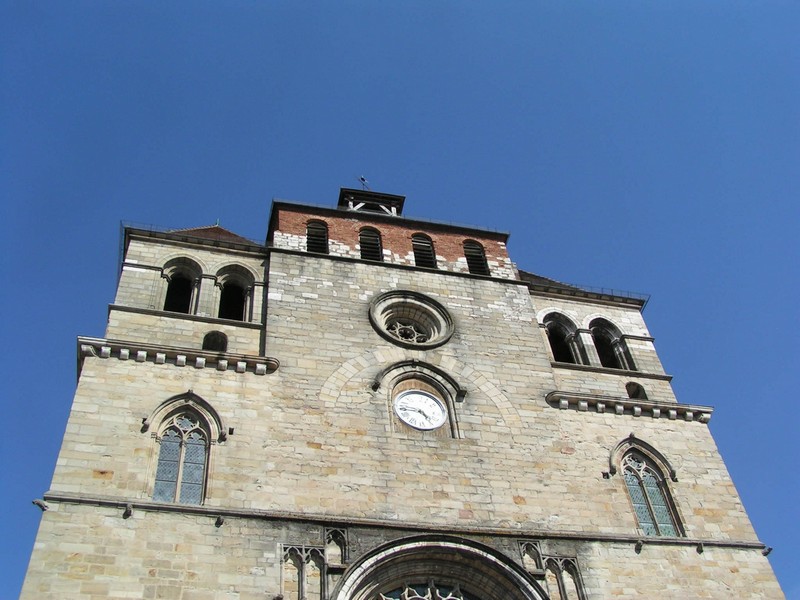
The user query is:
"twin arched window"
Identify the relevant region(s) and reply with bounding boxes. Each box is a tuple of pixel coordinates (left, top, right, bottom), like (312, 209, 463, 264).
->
(153, 410, 209, 505)
(162, 259, 254, 323)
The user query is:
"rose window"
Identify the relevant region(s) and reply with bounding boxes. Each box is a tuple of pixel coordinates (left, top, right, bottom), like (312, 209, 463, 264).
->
(369, 291, 454, 349)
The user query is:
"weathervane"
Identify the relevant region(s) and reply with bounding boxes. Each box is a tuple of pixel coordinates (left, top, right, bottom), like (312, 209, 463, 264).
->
(358, 176, 371, 191)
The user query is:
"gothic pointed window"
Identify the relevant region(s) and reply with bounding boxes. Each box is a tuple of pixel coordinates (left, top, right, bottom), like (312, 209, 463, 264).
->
(622, 451, 680, 537)
(463, 240, 490, 276)
(359, 227, 383, 262)
(412, 233, 437, 269)
(153, 411, 209, 505)
(306, 221, 329, 254)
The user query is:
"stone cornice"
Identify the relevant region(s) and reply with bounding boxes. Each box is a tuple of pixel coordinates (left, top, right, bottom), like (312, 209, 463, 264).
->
(77, 336, 279, 378)
(42, 491, 764, 552)
(546, 390, 713, 423)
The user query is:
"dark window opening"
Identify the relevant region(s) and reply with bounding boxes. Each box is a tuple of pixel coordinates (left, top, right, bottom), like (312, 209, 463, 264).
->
(202, 331, 228, 352)
(546, 322, 575, 363)
(359, 228, 383, 261)
(463, 240, 490, 276)
(164, 275, 193, 313)
(218, 283, 246, 321)
(626, 382, 647, 399)
(306, 221, 329, 254)
(592, 327, 623, 369)
(412, 234, 437, 269)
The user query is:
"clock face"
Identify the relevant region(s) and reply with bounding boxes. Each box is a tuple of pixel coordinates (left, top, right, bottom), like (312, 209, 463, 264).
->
(394, 390, 447, 430)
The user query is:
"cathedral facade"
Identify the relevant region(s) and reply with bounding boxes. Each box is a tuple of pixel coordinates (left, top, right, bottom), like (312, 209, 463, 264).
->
(22, 189, 783, 599)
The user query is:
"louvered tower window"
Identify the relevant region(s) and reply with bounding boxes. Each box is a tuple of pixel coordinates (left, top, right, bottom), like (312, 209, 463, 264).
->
(359, 228, 383, 261)
(463, 240, 490, 276)
(411, 234, 437, 269)
(306, 221, 329, 254)
(623, 452, 680, 536)
(153, 411, 209, 505)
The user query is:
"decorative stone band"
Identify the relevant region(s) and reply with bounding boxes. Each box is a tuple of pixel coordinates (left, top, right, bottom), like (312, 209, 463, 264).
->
(545, 391, 713, 423)
(78, 336, 279, 376)
(41, 491, 766, 553)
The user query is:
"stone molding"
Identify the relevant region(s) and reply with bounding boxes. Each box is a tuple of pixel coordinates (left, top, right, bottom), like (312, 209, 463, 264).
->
(545, 390, 713, 423)
(551, 361, 673, 381)
(108, 304, 264, 328)
(78, 336, 279, 377)
(41, 491, 765, 551)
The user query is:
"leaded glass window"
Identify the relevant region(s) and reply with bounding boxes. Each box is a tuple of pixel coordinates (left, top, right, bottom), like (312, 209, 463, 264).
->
(153, 411, 208, 505)
(623, 452, 678, 537)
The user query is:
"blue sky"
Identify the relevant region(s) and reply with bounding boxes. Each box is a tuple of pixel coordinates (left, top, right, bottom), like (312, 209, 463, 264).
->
(2, 1, 798, 597)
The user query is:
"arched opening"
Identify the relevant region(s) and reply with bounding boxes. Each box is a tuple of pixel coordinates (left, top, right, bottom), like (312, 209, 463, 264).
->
(162, 257, 202, 314)
(218, 282, 246, 320)
(411, 234, 437, 269)
(307, 220, 329, 254)
(359, 228, 383, 262)
(589, 318, 635, 370)
(164, 274, 194, 313)
(626, 382, 647, 400)
(543, 313, 586, 364)
(334, 536, 546, 600)
(462, 240, 490, 276)
(215, 265, 254, 322)
(202, 331, 228, 352)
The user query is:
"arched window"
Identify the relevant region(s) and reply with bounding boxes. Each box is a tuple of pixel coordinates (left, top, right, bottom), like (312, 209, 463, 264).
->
(359, 227, 383, 262)
(411, 234, 437, 269)
(589, 318, 636, 371)
(216, 265, 254, 322)
(626, 382, 647, 400)
(543, 313, 586, 365)
(202, 331, 228, 352)
(153, 410, 209, 505)
(162, 258, 202, 314)
(218, 282, 246, 320)
(306, 221, 329, 254)
(622, 451, 679, 537)
(463, 240, 490, 276)
(164, 274, 193, 313)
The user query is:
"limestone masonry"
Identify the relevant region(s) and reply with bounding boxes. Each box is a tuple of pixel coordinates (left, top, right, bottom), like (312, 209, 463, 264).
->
(21, 189, 783, 599)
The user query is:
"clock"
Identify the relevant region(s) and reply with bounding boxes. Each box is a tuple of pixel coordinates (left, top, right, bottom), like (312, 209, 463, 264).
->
(394, 390, 447, 430)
